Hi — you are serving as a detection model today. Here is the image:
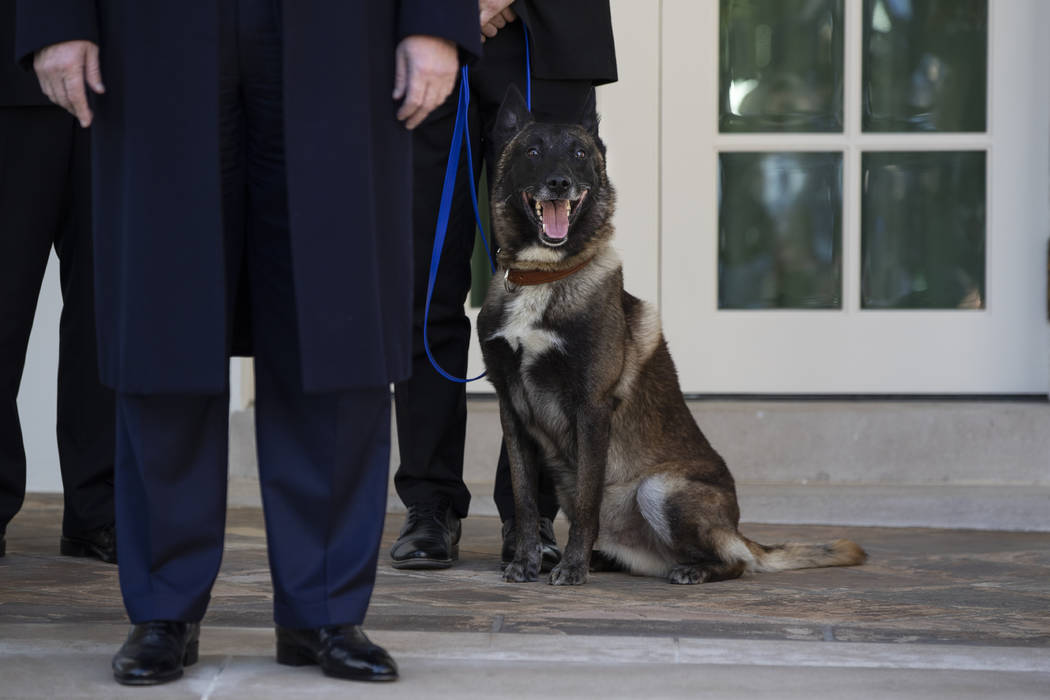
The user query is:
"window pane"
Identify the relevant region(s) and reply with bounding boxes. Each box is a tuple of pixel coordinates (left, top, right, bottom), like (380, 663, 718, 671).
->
(863, 0, 988, 132)
(719, 0, 844, 133)
(719, 152, 843, 309)
(861, 151, 986, 309)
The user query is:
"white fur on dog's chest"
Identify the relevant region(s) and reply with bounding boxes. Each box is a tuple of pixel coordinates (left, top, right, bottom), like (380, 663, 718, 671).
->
(487, 285, 564, 364)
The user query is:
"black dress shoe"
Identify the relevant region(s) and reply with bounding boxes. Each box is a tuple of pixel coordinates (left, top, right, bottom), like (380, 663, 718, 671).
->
(112, 621, 200, 686)
(61, 523, 117, 564)
(501, 517, 562, 572)
(389, 500, 461, 570)
(276, 624, 398, 681)
(0, 528, 6, 558)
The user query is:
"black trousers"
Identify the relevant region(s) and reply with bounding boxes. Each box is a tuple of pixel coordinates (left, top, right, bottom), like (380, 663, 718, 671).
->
(393, 23, 595, 521)
(0, 106, 115, 537)
(113, 0, 390, 627)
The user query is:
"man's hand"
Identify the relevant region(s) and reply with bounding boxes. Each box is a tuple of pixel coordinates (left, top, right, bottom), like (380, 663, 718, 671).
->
(480, 0, 517, 42)
(33, 40, 105, 128)
(393, 35, 459, 130)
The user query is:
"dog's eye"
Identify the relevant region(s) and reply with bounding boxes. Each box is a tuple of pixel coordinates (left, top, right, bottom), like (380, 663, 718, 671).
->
(526, 147, 540, 159)
(574, 148, 587, 160)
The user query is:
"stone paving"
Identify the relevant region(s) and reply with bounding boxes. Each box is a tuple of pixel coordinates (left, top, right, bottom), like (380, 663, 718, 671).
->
(1, 494, 1049, 698)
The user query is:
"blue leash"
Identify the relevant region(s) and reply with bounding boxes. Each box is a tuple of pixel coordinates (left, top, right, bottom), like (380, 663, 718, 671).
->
(422, 25, 532, 383)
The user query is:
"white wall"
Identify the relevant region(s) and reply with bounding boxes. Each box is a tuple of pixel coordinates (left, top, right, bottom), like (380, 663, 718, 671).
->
(18, 252, 63, 493)
(598, 0, 662, 306)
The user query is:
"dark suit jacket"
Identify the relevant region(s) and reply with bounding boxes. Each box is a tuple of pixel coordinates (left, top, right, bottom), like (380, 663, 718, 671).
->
(0, 0, 47, 105)
(515, 1, 618, 85)
(15, 0, 481, 393)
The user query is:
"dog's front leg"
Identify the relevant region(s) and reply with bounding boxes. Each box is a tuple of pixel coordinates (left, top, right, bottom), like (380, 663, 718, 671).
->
(550, 404, 612, 586)
(498, 402, 543, 582)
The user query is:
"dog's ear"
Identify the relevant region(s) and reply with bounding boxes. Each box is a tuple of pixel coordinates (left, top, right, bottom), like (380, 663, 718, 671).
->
(493, 85, 533, 151)
(578, 90, 599, 138)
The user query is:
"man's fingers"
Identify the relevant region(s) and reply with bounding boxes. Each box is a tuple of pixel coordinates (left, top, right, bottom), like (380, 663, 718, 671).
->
(480, 8, 514, 40)
(85, 43, 105, 93)
(36, 75, 55, 104)
(480, 0, 515, 26)
(62, 72, 92, 127)
(440, 71, 457, 104)
(403, 85, 431, 130)
(33, 54, 59, 107)
(394, 35, 458, 129)
(63, 73, 93, 127)
(408, 85, 439, 130)
(395, 84, 422, 122)
(410, 73, 455, 130)
(392, 45, 407, 99)
(400, 69, 455, 130)
(396, 63, 427, 122)
(49, 75, 73, 115)
(33, 41, 99, 125)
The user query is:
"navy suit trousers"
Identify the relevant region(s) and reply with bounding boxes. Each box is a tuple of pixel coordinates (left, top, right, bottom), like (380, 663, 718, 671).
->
(115, 0, 391, 627)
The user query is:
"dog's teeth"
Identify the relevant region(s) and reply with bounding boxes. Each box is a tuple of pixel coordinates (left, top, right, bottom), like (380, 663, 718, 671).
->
(535, 201, 542, 218)
(565, 200, 571, 214)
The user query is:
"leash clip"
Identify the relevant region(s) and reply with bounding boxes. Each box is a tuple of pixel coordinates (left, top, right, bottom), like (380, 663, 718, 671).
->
(503, 268, 517, 293)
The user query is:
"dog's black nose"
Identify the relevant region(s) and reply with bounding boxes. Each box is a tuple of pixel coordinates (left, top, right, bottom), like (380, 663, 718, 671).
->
(546, 174, 571, 194)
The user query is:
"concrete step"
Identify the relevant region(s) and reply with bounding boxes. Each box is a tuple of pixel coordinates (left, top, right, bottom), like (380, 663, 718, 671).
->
(226, 479, 1050, 532)
(2, 624, 1048, 700)
(446, 398, 1050, 486)
(228, 398, 1050, 531)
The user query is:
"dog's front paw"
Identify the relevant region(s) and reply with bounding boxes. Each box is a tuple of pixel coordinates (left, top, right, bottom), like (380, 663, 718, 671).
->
(548, 562, 588, 586)
(502, 558, 540, 583)
(668, 565, 705, 584)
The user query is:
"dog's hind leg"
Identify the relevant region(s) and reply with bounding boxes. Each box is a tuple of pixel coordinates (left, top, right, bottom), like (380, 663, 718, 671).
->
(589, 549, 627, 572)
(636, 473, 749, 585)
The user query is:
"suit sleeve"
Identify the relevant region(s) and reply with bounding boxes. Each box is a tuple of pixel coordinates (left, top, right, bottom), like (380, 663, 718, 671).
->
(397, 0, 482, 61)
(14, 0, 99, 69)
(511, 1, 617, 85)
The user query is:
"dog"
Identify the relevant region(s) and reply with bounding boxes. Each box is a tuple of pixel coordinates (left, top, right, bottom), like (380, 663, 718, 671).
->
(477, 87, 867, 585)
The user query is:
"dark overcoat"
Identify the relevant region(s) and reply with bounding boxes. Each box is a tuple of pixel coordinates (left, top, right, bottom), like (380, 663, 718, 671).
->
(514, 1, 617, 86)
(15, 1, 479, 393)
(1, 0, 49, 105)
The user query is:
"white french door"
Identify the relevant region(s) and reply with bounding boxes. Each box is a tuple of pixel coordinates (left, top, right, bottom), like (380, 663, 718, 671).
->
(660, 0, 1049, 394)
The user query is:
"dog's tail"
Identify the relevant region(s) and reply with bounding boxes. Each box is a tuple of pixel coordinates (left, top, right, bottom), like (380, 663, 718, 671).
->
(721, 533, 867, 573)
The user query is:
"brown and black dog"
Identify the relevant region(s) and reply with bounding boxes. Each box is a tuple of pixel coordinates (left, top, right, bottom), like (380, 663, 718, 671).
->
(478, 87, 866, 585)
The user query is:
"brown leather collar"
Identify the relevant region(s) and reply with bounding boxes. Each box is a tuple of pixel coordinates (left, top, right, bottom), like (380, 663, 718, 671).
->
(504, 256, 593, 287)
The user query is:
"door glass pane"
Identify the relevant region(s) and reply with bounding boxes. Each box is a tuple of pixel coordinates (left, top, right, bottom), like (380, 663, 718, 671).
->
(862, 0, 988, 132)
(861, 151, 986, 309)
(719, 0, 844, 133)
(719, 152, 843, 309)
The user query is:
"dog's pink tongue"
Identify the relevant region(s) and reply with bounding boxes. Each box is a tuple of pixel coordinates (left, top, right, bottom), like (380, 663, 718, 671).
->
(541, 200, 569, 239)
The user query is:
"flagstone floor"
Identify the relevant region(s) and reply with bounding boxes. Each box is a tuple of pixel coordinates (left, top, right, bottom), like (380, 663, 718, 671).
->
(2, 494, 1048, 699)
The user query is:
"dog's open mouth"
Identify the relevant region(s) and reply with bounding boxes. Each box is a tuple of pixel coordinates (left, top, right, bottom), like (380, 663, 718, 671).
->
(522, 190, 588, 246)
